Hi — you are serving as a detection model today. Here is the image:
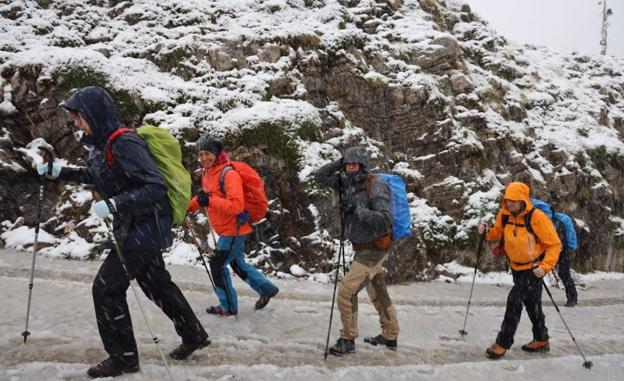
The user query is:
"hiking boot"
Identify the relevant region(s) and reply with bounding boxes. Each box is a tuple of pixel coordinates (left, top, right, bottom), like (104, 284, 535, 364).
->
(206, 306, 237, 316)
(363, 334, 397, 350)
(169, 336, 211, 360)
(87, 357, 139, 378)
(255, 287, 279, 310)
(521, 340, 550, 353)
(565, 300, 577, 307)
(486, 343, 507, 359)
(329, 338, 355, 356)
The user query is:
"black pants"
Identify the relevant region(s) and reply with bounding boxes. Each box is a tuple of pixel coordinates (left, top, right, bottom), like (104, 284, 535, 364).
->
(92, 249, 208, 365)
(496, 269, 549, 349)
(557, 249, 578, 303)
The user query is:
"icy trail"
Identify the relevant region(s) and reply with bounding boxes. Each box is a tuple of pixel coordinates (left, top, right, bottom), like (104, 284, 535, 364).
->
(0, 250, 622, 380)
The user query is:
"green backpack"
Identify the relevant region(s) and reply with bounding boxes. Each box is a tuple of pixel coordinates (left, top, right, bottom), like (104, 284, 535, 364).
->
(105, 125, 191, 225)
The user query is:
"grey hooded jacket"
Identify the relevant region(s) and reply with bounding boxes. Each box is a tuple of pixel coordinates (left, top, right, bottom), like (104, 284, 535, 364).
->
(315, 148, 392, 246)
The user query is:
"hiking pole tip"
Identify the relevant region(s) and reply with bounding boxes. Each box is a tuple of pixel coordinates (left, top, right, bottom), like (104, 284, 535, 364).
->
(583, 360, 593, 370)
(458, 329, 467, 337)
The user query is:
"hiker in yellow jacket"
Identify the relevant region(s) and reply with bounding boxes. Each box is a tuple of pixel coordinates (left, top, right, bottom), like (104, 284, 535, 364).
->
(478, 182, 561, 359)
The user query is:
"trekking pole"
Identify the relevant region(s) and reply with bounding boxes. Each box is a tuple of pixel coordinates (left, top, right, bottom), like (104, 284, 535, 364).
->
(459, 231, 486, 337)
(22, 147, 54, 343)
(525, 231, 592, 369)
(324, 196, 347, 359)
(103, 216, 174, 381)
(185, 216, 218, 295)
(203, 207, 220, 249)
(540, 276, 593, 369)
(323, 235, 344, 360)
(338, 187, 348, 275)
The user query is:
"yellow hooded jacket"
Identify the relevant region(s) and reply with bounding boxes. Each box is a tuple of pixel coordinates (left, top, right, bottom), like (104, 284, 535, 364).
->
(486, 182, 561, 272)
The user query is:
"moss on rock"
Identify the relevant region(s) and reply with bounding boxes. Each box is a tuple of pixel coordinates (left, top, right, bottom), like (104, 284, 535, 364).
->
(51, 66, 143, 123)
(225, 120, 303, 173)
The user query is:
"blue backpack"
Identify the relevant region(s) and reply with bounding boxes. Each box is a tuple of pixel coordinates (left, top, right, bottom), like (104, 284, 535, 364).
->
(368, 174, 412, 240)
(530, 198, 578, 250)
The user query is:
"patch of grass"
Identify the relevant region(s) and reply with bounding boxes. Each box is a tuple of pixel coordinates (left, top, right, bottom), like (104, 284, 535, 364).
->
(296, 120, 322, 142)
(418, 0, 448, 31)
(225, 121, 303, 172)
(51, 66, 143, 123)
(577, 127, 589, 137)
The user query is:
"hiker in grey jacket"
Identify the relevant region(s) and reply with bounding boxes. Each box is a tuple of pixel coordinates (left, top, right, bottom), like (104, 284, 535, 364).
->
(315, 147, 399, 356)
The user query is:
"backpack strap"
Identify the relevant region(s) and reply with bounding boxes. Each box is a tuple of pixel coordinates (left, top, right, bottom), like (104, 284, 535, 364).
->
(365, 174, 377, 194)
(363, 174, 392, 247)
(218, 164, 250, 229)
(501, 208, 537, 239)
(524, 208, 536, 238)
(105, 127, 135, 166)
(219, 165, 234, 196)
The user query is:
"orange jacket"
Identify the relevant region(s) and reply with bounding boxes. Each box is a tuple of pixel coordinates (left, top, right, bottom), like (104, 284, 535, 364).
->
(486, 182, 561, 272)
(188, 162, 252, 237)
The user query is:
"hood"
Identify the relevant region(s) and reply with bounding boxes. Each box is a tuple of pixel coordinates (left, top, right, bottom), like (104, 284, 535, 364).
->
(61, 86, 122, 149)
(502, 182, 533, 215)
(342, 146, 370, 185)
(343, 146, 369, 168)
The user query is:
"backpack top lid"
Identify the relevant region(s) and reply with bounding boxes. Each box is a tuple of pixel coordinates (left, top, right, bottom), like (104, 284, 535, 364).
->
(530, 198, 554, 219)
(529, 198, 578, 250)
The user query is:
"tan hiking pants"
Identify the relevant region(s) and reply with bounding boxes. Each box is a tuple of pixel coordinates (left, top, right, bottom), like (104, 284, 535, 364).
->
(337, 250, 399, 340)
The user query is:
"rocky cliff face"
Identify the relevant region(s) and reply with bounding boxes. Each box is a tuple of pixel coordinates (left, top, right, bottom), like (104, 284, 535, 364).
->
(1, 0, 623, 280)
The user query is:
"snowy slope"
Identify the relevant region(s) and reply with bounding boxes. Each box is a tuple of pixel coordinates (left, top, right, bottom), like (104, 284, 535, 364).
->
(1, 250, 623, 380)
(1, 0, 624, 273)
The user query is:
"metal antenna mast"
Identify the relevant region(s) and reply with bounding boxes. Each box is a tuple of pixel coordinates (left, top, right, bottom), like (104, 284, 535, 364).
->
(600, 1, 613, 55)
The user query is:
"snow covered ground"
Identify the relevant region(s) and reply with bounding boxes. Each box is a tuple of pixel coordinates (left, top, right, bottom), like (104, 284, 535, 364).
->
(1, 249, 622, 380)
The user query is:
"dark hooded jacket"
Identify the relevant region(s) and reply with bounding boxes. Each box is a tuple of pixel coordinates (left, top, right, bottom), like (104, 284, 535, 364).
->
(59, 86, 172, 250)
(315, 147, 392, 245)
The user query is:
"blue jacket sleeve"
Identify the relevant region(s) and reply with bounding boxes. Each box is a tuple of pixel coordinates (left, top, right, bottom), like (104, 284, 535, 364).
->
(556, 213, 577, 250)
(110, 135, 168, 214)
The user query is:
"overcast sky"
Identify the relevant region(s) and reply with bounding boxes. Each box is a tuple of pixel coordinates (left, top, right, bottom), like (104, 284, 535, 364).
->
(461, 0, 624, 59)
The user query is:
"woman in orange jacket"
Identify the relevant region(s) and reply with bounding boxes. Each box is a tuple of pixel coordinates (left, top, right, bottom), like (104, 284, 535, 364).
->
(188, 135, 279, 316)
(478, 182, 561, 359)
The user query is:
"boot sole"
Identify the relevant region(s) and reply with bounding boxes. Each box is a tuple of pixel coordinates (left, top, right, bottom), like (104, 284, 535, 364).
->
(87, 366, 139, 378)
(486, 349, 505, 359)
(521, 345, 550, 353)
(363, 338, 380, 346)
(364, 338, 397, 351)
(255, 289, 279, 310)
(328, 348, 355, 357)
(169, 338, 211, 360)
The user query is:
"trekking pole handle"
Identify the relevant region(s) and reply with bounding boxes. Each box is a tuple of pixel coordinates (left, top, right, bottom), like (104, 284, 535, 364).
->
(38, 146, 55, 175)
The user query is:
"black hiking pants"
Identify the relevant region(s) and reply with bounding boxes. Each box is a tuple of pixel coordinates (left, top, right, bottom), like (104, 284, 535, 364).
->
(557, 249, 578, 303)
(92, 248, 208, 365)
(496, 269, 549, 349)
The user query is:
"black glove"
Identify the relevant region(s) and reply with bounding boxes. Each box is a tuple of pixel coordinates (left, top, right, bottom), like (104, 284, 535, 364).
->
(340, 198, 357, 215)
(197, 190, 211, 207)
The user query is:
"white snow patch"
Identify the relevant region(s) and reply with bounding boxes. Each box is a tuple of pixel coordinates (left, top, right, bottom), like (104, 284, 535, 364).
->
(1, 226, 57, 249)
(39, 232, 94, 259)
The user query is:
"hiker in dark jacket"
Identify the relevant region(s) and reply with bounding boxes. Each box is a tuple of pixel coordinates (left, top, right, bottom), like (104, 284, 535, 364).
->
(315, 147, 399, 356)
(37, 86, 209, 378)
(531, 199, 578, 307)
